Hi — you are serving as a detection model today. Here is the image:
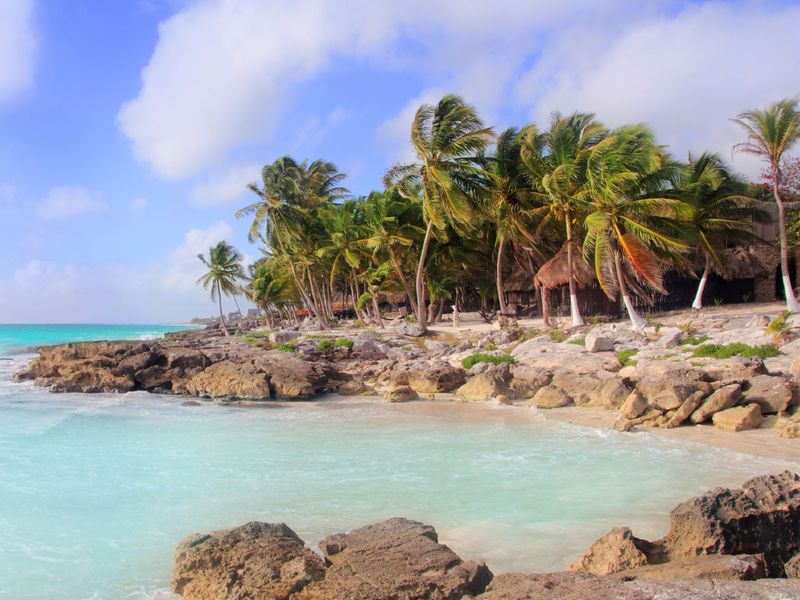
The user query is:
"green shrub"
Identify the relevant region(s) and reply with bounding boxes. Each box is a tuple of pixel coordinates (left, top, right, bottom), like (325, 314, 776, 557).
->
(462, 352, 516, 370)
(616, 349, 638, 367)
(333, 338, 354, 350)
(549, 330, 568, 343)
(691, 343, 780, 359)
(316, 339, 335, 352)
(766, 311, 793, 341)
(568, 337, 586, 346)
(678, 335, 710, 346)
(484, 341, 497, 351)
(275, 342, 297, 353)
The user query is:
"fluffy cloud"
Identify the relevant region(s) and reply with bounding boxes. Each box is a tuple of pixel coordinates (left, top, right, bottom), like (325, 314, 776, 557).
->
(34, 186, 107, 220)
(161, 220, 233, 292)
(190, 162, 260, 206)
(377, 88, 444, 163)
(0, 0, 36, 102)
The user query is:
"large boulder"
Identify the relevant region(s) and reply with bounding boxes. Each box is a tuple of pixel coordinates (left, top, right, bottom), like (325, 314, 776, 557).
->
(568, 527, 650, 576)
(616, 553, 766, 581)
(596, 379, 632, 410)
(456, 373, 508, 401)
(184, 361, 271, 400)
(529, 385, 572, 409)
(742, 375, 793, 415)
(508, 365, 552, 398)
(351, 336, 388, 359)
(162, 347, 210, 371)
(585, 331, 614, 353)
(637, 377, 703, 412)
(619, 390, 648, 420)
(712, 404, 763, 432)
(293, 518, 492, 600)
(689, 384, 741, 424)
(551, 372, 603, 406)
(402, 361, 466, 393)
(511, 338, 620, 374)
(697, 356, 767, 382)
(384, 385, 419, 403)
(256, 352, 330, 398)
(660, 471, 800, 576)
(171, 522, 325, 600)
(663, 390, 707, 429)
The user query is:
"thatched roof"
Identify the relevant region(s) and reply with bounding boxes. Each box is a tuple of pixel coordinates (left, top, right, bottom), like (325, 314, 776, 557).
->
(534, 241, 596, 290)
(722, 246, 768, 279)
(503, 267, 536, 293)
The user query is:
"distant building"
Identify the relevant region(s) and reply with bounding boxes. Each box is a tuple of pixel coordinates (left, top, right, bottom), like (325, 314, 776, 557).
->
(247, 308, 262, 318)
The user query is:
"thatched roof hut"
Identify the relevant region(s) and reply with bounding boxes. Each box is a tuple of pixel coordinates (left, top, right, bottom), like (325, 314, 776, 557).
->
(722, 246, 768, 280)
(534, 241, 596, 290)
(502, 267, 536, 293)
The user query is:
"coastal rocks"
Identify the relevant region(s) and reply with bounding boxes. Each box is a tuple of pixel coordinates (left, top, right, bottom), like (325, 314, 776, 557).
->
(183, 361, 270, 400)
(529, 385, 572, 409)
(255, 352, 329, 398)
(663, 390, 706, 428)
(508, 365, 551, 398)
(171, 522, 325, 600)
(596, 379, 631, 410)
(384, 385, 419, 403)
(712, 404, 764, 432)
(636, 377, 704, 412)
(511, 338, 620, 374)
(585, 331, 614, 353)
(698, 356, 767, 382)
(690, 384, 742, 424)
(476, 572, 644, 600)
(742, 375, 793, 414)
(619, 390, 647, 419)
(785, 553, 800, 578)
(269, 330, 301, 344)
(616, 553, 767, 581)
(294, 518, 492, 600)
(393, 360, 466, 393)
(396, 321, 425, 337)
(568, 527, 650, 576)
(350, 336, 388, 359)
(550, 372, 602, 406)
(456, 373, 508, 401)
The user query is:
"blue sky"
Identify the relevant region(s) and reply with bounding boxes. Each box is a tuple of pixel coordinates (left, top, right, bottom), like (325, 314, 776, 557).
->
(1, 0, 799, 323)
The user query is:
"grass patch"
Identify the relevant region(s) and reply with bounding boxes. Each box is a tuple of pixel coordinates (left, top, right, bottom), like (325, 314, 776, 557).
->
(691, 343, 780, 359)
(316, 339, 335, 352)
(568, 337, 586, 346)
(462, 352, 516, 370)
(678, 335, 710, 346)
(616, 349, 638, 367)
(333, 338, 354, 350)
(275, 341, 297, 353)
(316, 337, 353, 352)
(549, 330, 569, 343)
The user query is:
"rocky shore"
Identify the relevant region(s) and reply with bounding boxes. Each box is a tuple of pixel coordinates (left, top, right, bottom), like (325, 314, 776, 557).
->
(14, 304, 800, 439)
(170, 472, 800, 599)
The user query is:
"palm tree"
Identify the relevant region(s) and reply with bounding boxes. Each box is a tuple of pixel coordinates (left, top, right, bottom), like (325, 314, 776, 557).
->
(197, 241, 245, 336)
(675, 153, 768, 309)
(521, 113, 608, 326)
(582, 125, 688, 330)
(247, 257, 294, 328)
(385, 94, 493, 334)
(733, 98, 800, 312)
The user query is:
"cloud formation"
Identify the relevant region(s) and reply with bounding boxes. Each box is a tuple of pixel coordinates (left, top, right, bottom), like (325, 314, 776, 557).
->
(161, 220, 233, 292)
(190, 162, 259, 206)
(34, 186, 107, 220)
(0, 0, 36, 102)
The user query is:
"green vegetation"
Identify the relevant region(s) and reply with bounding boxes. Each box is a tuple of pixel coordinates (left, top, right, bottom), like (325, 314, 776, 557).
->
(275, 342, 297, 353)
(691, 343, 780, 359)
(679, 335, 710, 346)
(616, 349, 639, 367)
(462, 353, 516, 370)
(316, 339, 335, 352)
(549, 330, 569, 343)
(568, 337, 586, 346)
(196, 241, 246, 337)
(315, 337, 353, 352)
(766, 311, 793, 342)
(483, 341, 497, 351)
(333, 338, 354, 350)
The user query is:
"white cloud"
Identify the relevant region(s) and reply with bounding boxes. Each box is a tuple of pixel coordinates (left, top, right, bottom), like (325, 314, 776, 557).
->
(161, 220, 233, 292)
(0, 0, 36, 102)
(190, 162, 259, 206)
(34, 186, 107, 220)
(377, 88, 445, 163)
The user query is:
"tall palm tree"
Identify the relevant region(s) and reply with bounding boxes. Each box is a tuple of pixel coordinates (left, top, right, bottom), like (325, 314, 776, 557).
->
(733, 98, 800, 311)
(385, 94, 493, 334)
(582, 125, 688, 330)
(675, 152, 768, 309)
(197, 241, 245, 337)
(521, 113, 608, 326)
(247, 257, 294, 328)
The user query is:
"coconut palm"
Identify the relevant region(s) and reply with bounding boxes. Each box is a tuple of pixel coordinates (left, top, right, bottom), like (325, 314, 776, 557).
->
(197, 241, 245, 336)
(385, 94, 493, 333)
(521, 113, 608, 326)
(581, 125, 688, 330)
(675, 153, 768, 309)
(733, 98, 800, 311)
(247, 258, 294, 328)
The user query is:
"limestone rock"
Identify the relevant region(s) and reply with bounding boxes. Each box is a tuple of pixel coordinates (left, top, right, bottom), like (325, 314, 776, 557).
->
(656, 327, 683, 348)
(637, 377, 701, 412)
(384, 385, 419, 403)
(530, 385, 572, 409)
(396, 321, 425, 337)
(350, 337, 388, 359)
(663, 390, 707, 428)
(690, 383, 741, 424)
(509, 365, 552, 398)
(456, 373, 508, 401)
(257, 353, 329, 398)
(568, 527, 650, 576)
(184, 361, 270, 400)
(551, 372, 602, 405)
(785, 553, 800, 578)
(597, 379, 631, 410)
(619, 390, 647, 420)
(699, 356, 767, 382)
(511, 338, 620, 374)
(269, 330, 301, 344)
(742, 375, 793, 415)
(401, 361, 466, 393)
(294, 518, 492, 600)
(585, 331, 614, 352)
(171, 521, 325, 600)
(712, 404, 763, 432)
(616, 553, 766, 581)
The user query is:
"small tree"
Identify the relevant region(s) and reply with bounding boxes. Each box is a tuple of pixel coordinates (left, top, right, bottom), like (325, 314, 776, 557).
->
(197, 241, 245, 336)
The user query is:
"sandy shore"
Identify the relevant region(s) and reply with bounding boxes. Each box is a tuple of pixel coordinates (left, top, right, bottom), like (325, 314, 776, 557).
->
(543, 406, 800, 464)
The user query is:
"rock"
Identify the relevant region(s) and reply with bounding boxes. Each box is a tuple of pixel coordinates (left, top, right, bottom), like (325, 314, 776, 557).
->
(294, 518, 492, 600)
(405, 361, 466, 393)
(619, 390, 648, 420)
(663, 390, 707, 428)
(184, 361, 271, 400)
(384, 385, 419, 403)
(529, 385, 572, 409)
(456, 373, 508, 401)
(585, 331, 614, 353)
(742, 375, 793, 415)
(269, 330, 301, 344)
(661, 471, 800, 576)
(494, 394, 512, 405)
(255, 352, 330, 398)
(698, 356, 767, 382)
(791, 356, 800, 380)
(690, 384, 742, 424)
(171, 521, 325, 600)
(512, 338, 620, 374)
(350, 337, 388, 359)
(637, 377, 701, 412)
(335, 379, 374, 395)
(779, 421, 800, 439)
(785, 553, 800, 578)
(181, 400, 201, 406)
(163, 347, 210, 371)
(509, 365, 552, 398)
(712, 404, 763, 432)
(616, 553, 766, 581)
(116, 350, 157, 375)
(551, 372, 602, 405)
(613, 408, 663, 432)
(397, 321, 425, 337)
(596, 379, 631, 410)
(656, 327, 683, 348)
(568, 527, 651, 576)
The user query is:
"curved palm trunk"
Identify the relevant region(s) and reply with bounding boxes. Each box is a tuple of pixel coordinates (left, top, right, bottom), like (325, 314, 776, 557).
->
(217, 282, 229, 337)
(773, 173, 800, 312)
(389, 248, 418, 315)
(496, 236, 509, 315)
(614, 251, 647, 331)
(371, 290, 384, 328)
(565, 217, 585, 327)
(414, 221, 435, 334)
(692, 256, 711, 310)
(232, 294, 242, 315)
(286, 261, 329, 329)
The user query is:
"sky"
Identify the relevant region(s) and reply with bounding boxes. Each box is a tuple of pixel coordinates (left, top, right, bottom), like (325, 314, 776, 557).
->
(0, 0, 799, 323)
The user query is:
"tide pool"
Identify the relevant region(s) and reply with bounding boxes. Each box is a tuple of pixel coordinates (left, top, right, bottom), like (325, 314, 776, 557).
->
(1, 350, 796, 599)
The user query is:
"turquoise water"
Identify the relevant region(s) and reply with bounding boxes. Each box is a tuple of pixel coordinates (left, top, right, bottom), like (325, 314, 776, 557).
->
(0, 327, 795, 599)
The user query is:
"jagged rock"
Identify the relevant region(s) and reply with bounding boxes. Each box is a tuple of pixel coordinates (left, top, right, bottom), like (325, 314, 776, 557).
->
(637, 378, 702, 412)
(585, 331, 614, 352)
(742, 375, 793, 415)
(619, 390, 648, 419)
(663, 390, 707, 429)
(616, 553, 766, 581)
(511, 338, 620, 374)
(690, 383, 742, 424)
(509, 365, 552, 398)
(656, 327, 683, 348)
(269, 330, 301, 344)
(785, 553, 800, 578)
(613, 408, 663, 432)
(334, 379, 374, 395)
(171, 522, 325, 600)
(551, 372, 602, 405)
(529, 385, 572, 409)
(568, 527, 651, 576)
(184, 361, 271, 400)
(456, 373, 508, 401)
(396, 321, 425, 337)
(661, 471, 800, 576)
(163, 347, 210, 371)
(294, 518, 492, 600)
(699, 356, 767, 381)
(596, 379, 631, 410)
(384, 385, 419, 403)
(115, 350, 157, 375)
(351, 337, 388, 359)
(256, 352, 329, 398)
(712, 404, 763, 432)
(403, 361, 466, 393)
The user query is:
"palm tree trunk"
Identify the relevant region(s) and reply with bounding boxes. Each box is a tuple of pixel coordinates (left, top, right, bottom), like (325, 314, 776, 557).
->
(692, 256, 711, 310)
(232, 294, 242, 315)
(496, 235, 509, 315)
(414, 221, 435, 333)
(217, 282, 229, 337)
(614, 251, 647, 330)
(306, 269, 331, 328)
(371, 290, 384, 328)
(287, 261, 329, 329)
(565, 217, 585, 327)
(773, 172, 800, 312)
(389, 248, 418, 315)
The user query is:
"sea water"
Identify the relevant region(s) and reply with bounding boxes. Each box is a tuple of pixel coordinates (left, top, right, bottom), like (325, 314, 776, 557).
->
(0, 326, 796, 599)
